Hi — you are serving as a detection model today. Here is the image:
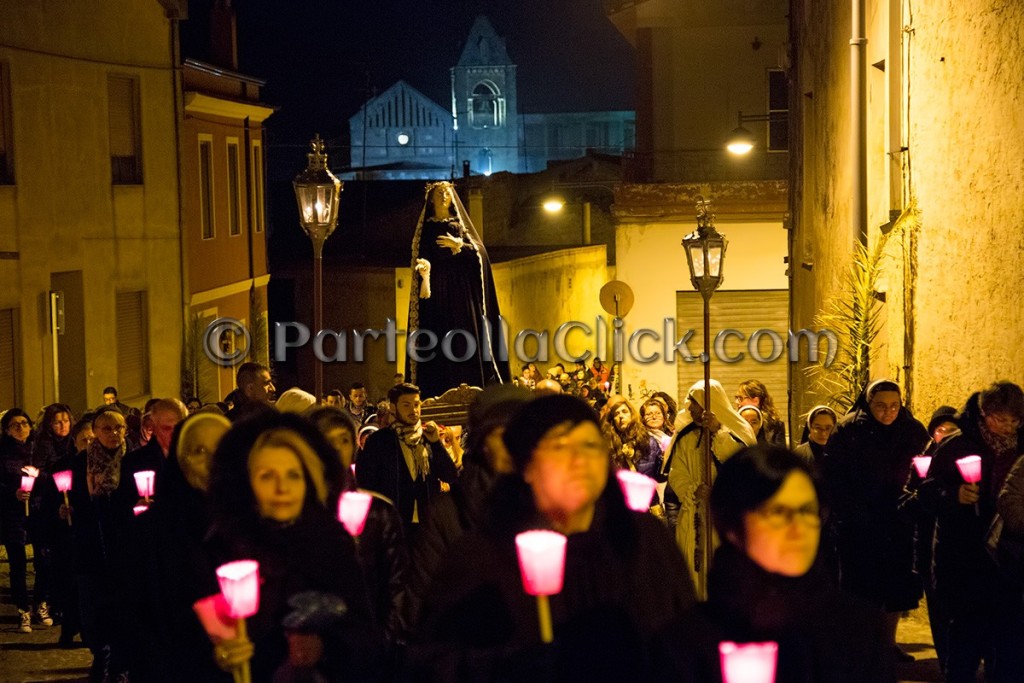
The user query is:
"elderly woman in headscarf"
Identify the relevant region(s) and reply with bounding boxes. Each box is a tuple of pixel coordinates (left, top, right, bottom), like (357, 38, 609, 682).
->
(822, 378, 928, 663)
(412, 394, 696, 682)
(665, 379, 757, 586)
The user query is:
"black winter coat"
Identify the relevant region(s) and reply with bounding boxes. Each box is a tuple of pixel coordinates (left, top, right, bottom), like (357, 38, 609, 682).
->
(410, 478, 696, 682)
(357, 428, 458, 528)
(655, 544, 893, 683)
(822, 402, 928, 610)
(918, 392, 1024, 614)
(0, 434, 36, 544)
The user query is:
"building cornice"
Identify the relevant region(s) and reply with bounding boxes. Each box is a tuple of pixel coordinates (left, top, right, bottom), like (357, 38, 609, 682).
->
(183, 92, 276, 123)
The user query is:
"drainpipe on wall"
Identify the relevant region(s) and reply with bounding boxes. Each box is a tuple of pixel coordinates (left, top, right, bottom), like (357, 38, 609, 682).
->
(851, 0, 868, 248)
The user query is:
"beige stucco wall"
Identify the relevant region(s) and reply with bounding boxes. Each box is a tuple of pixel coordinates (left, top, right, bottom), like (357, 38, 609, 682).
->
(615, 218, 788, 402)
(0, 0, 182, 413)
(791, 0, 1024, 420)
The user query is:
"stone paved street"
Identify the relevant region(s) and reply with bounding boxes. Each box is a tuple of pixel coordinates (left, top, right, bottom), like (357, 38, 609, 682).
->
(0, 549, 953, 682)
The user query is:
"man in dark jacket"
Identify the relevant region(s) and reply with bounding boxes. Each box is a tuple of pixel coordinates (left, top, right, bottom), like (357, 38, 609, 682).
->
(357, 383, 459, 542)
(117, 398, 186, 508)
(919, 381, 1024, 682)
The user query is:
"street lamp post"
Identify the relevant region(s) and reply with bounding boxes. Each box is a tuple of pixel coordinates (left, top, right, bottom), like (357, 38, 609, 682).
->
(293, 134, 343, 403)
(681, 195, 728, 600)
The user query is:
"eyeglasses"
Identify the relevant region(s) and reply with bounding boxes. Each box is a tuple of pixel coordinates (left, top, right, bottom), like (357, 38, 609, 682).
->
(8, 420, 30, 429)
(755, 503, 821, 528)
(97, 425, 127, 434)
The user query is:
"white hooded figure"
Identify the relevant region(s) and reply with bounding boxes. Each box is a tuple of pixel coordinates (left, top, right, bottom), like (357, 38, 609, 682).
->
(665, 378, 757, 587)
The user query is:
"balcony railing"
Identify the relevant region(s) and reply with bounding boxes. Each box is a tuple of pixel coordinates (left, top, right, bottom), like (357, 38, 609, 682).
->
(622, 149, 789, 184)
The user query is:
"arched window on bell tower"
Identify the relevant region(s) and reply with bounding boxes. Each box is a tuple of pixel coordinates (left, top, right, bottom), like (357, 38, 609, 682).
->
(470, 81, 503, 129)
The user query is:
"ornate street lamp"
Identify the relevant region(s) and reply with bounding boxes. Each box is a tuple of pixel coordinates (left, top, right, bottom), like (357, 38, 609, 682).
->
(293, 134, 342, 403)
(681, 195, 727, 600)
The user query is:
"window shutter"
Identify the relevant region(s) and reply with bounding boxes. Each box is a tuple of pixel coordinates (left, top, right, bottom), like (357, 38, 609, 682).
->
(0, 309, 16, 408)
(108, 75, 137, 157)
(116, 292, 149, 398)
(675, 289, 790, 434)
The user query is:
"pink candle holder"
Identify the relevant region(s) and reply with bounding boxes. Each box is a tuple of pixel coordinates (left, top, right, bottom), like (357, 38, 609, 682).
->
(53, 470, 73, 525)
(133, 470, 156, 502)
(192, 593, 238, 642)
(20, 475, 35, 516)
(911, 456, 932, 479)
(956, 455, 982, 484)
(216, 560, 260, 683)
(133, 504, 149, 516)
(515, 530, 567, 644)
(338, 491, 373, 537)
(719, 641, 778, 683)
(616, 470, 658, 512)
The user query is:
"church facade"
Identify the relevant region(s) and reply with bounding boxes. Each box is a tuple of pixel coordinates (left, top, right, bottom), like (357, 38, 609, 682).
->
(347, 16, 633, 179)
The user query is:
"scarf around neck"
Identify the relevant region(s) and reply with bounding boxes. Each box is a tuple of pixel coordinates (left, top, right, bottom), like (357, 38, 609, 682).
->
(86, 438, 127, 497)
(393, 420, 429, 479)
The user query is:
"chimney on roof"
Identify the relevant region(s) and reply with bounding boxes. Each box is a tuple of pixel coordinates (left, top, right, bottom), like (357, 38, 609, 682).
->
(210, 0, 239, 71)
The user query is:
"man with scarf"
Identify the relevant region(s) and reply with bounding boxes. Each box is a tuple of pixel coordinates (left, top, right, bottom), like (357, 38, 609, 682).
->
(357, 383, 459, 543)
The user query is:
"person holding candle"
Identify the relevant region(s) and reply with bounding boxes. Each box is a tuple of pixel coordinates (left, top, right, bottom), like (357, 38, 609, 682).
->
(70, 407, 136, 681)
(412, 394, 695, 682)
(821, 379, 928, 662)
(919, 382, 1024, 682)
(126, 412, 232, 682)
(1, 408, 40, 633)
(656, 445, 893, 682)
(309, 405, 409, 654)
(403, 384, 532, 636)
(206, 412, 377, 682)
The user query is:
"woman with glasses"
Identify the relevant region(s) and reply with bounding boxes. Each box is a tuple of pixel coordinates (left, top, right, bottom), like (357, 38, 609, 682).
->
(658, 445, 892, 682)
(821, 379, 928, 664)
(1, 409, 39, 633)
(919, 382, 1024, 681)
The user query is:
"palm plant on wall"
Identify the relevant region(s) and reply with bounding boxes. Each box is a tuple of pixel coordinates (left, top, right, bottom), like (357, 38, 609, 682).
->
(805, 202, 919, 413)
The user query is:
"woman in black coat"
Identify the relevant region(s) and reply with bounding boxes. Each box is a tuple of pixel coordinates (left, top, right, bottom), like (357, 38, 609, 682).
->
(0, 408, 39, 632)
(919, 382, 1024, 683)
(821, 379, 928, 653)
(206, 412, 378, 683)
(410, 395, 696, 683)
(657, 446, 893, 682)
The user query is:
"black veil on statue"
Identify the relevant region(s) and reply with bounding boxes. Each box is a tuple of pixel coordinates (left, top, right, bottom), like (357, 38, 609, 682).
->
(407, 181, 510, 397)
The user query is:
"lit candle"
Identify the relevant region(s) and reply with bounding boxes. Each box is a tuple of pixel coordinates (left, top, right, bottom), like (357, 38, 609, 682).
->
(955, 455, 982, 484)
(133, 504, 149, 516)
(337, 491, 373, 537)
(216, 560, 260, 683)
(616, 470, 658, 512)
(133, 470, 156, 502)
(515, 530, 567, 644)
(20, 475, 35, 516)
(719, 641, 778, 683)
(911, 456, 932, 479)
(53, 470, 73, 525)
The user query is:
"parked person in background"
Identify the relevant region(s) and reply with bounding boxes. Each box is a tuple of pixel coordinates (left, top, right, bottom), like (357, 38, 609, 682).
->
(920, 382, 1024, 682)
(226, 362, 276, 422)
(603, 395, 664, 481)
(324, 389, 346, 409)
(641, 398, 673, 451)
(412, 395, 695, 681)
(345, 382, 377, 426)
(98, 386, 132, 415)
(651, 391, 678, 434)
(793, 405, 837, 470)
(658, 446, 893, 682)
(823, 379, 928, 664)
(735, 380, 787, 447)
(738, 405, 768, 444)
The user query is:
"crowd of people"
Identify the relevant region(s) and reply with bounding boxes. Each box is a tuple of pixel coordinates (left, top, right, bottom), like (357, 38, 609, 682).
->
(1, 365, 1023, 682)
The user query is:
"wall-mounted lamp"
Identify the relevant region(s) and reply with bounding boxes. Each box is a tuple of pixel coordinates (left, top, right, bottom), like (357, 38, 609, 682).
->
(726, 110, 788, 155)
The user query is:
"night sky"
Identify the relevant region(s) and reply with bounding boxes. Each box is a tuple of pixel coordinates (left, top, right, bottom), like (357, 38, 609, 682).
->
(180, 0, 636, 153)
